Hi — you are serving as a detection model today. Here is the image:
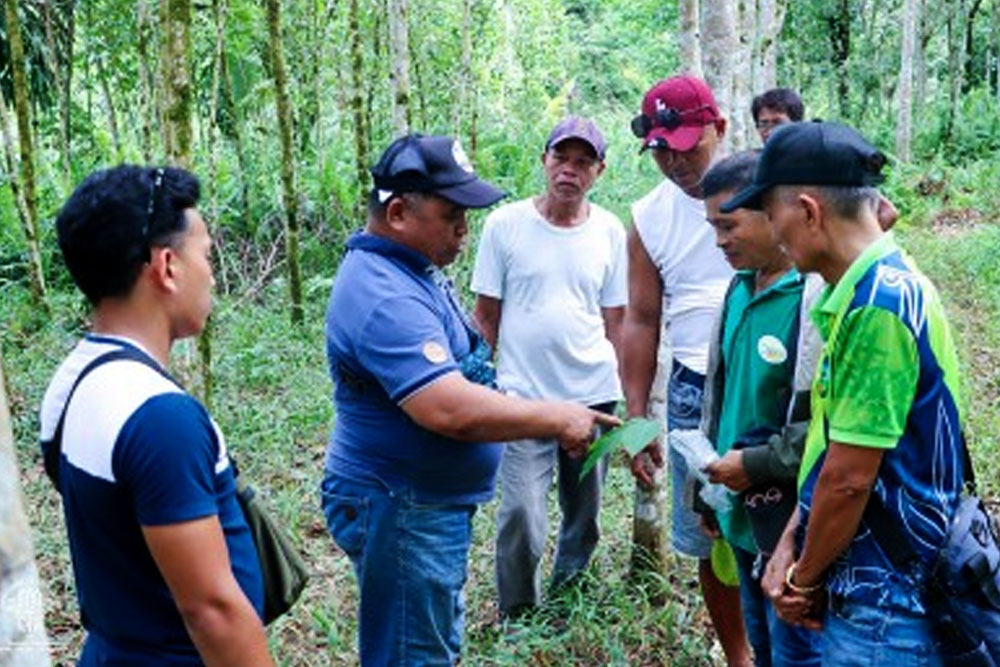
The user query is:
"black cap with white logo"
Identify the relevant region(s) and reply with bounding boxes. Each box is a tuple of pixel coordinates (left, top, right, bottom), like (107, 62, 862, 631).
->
(720, 121, 887, 213)
(371, 134, 505, 208)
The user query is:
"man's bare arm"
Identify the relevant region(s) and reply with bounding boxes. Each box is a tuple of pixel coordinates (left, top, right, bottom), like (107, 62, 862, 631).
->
(790, 441, 885, 587)
(622, 225, 662, 419)
(143, 517, 273, 667)
(401, 372, 619, 456)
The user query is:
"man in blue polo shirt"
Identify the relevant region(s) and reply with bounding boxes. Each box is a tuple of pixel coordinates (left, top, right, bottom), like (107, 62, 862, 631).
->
(321, 134, 618, 666)
(40, 166, 272, 665)
(722, 122, 966, 665)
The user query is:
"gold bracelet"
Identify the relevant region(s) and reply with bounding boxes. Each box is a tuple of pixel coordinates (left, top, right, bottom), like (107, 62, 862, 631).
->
(784, 562, 824, 595)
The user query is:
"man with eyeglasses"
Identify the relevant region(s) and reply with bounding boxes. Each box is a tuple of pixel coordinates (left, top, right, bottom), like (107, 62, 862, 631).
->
(751, 88, 805, 143)
(623, 75, 750, 666)
(471, 116, 626, 620)
(40, 166, 273, 665)
(321, 133, 618, 665)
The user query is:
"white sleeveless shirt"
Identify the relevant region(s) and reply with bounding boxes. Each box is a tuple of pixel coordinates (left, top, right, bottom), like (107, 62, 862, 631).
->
(631, 178, 733, 375)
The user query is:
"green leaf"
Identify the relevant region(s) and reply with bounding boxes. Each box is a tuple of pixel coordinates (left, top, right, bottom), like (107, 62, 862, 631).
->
(578, 417, 662, 482)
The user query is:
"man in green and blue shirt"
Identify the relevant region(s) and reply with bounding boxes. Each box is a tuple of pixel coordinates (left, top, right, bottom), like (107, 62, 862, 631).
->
(700, 151, 823, 666)
(722, 121, 965, 666)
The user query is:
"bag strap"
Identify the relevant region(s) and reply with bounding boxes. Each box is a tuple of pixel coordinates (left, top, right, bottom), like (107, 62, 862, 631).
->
(43, 343, 178, 491)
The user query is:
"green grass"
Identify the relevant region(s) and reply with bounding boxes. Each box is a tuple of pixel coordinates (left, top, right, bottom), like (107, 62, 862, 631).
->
(4, 216, 1000, 666)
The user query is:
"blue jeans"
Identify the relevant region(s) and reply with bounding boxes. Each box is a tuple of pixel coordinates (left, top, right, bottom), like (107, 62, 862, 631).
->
(321, 472, 476, 666)
(822, 597, 943, 666)
(734, 548, 823, 667)
(668, 360, 713, 559)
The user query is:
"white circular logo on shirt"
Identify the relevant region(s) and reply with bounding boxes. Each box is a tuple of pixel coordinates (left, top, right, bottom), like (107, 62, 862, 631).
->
(452, 140, 474, 174)
(757, 335, 788, 365)
(422, 341, 448, 364)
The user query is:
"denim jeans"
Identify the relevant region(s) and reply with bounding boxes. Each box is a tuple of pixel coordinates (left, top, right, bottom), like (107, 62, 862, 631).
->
(822, 597, 943, 667)
(667, 360, 713, 559)
(494, 402, 616, 616)
(734, 547, 823, 667)
(321, 472, 476, 666)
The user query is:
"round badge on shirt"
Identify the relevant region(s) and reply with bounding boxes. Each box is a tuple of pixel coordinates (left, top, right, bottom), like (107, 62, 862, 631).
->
(423, 341, 448, 364)
(757, 335, 788, 365)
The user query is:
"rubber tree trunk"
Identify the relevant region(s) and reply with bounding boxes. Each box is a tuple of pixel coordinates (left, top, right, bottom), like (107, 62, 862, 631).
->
(96, 57, 122, 162)
(896, 0, 919, 162)
(827, 0, 851, 119)
(137, 1, 155, 162)
(731, 0, 754, 150)
(159, 0, 193, 168)
(266, 0, 305, 326)
(4, 0, 47, 307)
(348, 0, 371, 216)
(0, 351, 51, 666)
(756, 0, 786, 92)
(387, 0, 412, 136)
(678, 0, 703, 77)
(42, 0, 73, 192)
(701, 0, 736, 152)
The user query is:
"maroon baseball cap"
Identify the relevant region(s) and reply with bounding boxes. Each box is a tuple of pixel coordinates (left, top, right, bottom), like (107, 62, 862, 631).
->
(545, 115, 607, 160)
(634, 76, 721, 152)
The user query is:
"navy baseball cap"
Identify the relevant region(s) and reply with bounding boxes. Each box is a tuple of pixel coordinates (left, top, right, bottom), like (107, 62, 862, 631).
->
(546, 116, 607, 160)
(720, 121, 887, 212)
(371, 134, 505, 208)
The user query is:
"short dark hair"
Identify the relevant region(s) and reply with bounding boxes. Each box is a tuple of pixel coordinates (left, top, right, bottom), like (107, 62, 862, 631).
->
(751, 88, 805, 123)
(701, 150, 761, 199)
(56, 165, 200, 304)
(366, 189, 429, 219)
(812, 185, 880, 219)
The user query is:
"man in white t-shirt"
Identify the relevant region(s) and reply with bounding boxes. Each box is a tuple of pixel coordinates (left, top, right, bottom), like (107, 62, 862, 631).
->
(623, 76, 752, 666)
(472, 116, 627, 618)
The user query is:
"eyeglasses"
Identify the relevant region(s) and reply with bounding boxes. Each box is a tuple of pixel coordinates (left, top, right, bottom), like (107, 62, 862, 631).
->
(141, 167, 164, 260)
(755, 118, 788, 130)
(630, 105, 715, 139)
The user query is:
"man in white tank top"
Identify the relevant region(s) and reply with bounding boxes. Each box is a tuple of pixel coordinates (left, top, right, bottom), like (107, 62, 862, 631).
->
(623, 76, 751, 666)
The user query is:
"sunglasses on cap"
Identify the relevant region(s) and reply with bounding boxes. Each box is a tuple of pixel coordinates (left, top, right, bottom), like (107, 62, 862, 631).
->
(630, 104, 716, 139)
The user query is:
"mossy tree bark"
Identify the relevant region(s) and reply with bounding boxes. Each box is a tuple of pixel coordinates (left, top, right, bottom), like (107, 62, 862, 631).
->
(266, 0, 304, 326)
(159, 0, 193, 168)
(348, 0, 371, 218)
(3, 0, 47, 308)
(387, 0, 412, 136)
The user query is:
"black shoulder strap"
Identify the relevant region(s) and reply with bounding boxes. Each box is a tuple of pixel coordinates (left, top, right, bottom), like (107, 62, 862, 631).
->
(42, 345, 177, 492)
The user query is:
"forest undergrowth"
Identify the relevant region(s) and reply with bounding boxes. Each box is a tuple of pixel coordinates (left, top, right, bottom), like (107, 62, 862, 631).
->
(3, 210, 999, 666)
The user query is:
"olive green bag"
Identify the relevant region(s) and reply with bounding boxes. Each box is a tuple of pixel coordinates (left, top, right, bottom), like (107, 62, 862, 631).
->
(234, 471, 310, 624)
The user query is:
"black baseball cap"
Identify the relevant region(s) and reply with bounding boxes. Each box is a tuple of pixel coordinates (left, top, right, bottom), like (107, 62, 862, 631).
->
(720, 121, 887, 213)
(371, 134, 505, 208)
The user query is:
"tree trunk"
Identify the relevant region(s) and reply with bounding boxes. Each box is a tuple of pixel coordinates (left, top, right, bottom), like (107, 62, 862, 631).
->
(944, 0, 965, 143)
(218, 39, 253, 234)
(630, 312, 672, 586)
(160, 0, 193, 168)
(137, 1, 155, 162)
(678, 0, 703, 77)
(3, 0, 47, 306)
(0, 350, 51, 665)
(701, 0, 736, 152)
(827, 0, 851, 119)
(896, 0, 919, 162)
(757, 0, 787, 91)
(962, 0, 984, 90)
(387, 0, 412, 136)
(42, 0, 73, 191)
(96, 57, 122, 162)
(266, 0, 305, 326)
(209, 0, 227, 226)
(348, 0, 371, 216)
(0, 87, 33, 269)
(731, 0, 754, 150)
(915, 0, 929, 113)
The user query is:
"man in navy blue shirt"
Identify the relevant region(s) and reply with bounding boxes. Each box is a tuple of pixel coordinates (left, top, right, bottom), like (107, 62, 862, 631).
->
(322, 134, 619, 665)
(40, 166, 272, 666)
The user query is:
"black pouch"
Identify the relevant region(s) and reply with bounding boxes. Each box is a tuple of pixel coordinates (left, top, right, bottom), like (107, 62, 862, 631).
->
(733, 426, 797, 556)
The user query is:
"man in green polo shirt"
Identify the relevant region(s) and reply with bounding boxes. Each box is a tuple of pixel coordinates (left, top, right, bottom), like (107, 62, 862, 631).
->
(699, 151, 823, 667)
(721, 121, 966, 666)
